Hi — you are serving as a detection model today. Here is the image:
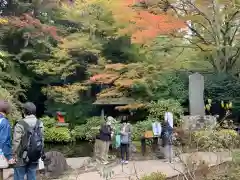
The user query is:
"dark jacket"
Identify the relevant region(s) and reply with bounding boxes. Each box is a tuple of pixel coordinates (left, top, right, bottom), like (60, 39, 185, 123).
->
(161, 122, 173, 147)
(99, 124, 112, 141)
(0, 114, 12, 160)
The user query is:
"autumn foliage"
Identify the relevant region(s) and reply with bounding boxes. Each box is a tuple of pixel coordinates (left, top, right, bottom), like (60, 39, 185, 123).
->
(9, 14, 61, 40)
(111, 0, 186, 43)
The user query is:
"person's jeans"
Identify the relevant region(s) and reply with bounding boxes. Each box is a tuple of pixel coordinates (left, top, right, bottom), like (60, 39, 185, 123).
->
(99, 140, 110, 163)
(163, 145, 173, 162)
(14, 163, 37, 180)
(120, 143, 129, 161)
(94, 139, 101, 161)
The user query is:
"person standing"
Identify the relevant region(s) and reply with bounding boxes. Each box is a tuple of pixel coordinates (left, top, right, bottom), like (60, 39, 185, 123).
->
(120, 118, 132, 164)
(0, 100, 15, 166)
(12, 102, 44, 180)
(161, 121, 173, 163)
(98, 118, 113, 165)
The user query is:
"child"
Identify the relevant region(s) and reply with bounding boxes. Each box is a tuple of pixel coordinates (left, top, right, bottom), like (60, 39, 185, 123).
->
(120, 117, 132, 164)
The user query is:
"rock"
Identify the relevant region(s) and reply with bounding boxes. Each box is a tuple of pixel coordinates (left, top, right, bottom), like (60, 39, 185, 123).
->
(66, 157, 92, 169)
(182, 115, 217, 130)
(130, 144, 137, 153)
(44, 151, 69, 178)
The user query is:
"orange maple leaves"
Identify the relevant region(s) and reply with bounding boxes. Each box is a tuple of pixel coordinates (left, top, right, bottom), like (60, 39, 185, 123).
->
(113, 0, 186, 43)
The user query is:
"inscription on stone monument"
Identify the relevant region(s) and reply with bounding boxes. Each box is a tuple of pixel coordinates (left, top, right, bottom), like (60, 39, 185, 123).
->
(189, 73, 205, 116)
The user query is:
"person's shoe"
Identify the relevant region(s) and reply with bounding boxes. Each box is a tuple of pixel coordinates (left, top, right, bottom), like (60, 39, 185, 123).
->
(124, 161, 129, 164)
(102, 161, 109, 165)
(121, 160, 125, 164)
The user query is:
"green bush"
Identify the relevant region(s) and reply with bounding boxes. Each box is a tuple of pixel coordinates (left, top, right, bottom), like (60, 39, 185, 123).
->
(41, 116, 56, 128)
(132, 120, 153, 141)
(44, 127, 74, 143)
(204, 73, 240, 116)
(41, 116, 75, 143)
(147, 99, 183, 125)
(193, 129, 239, 151)
(74, 116, 104, 140)
(74, 116, 122, 141)
(140, 172, 166, 180)
(0, 86, 21, 124)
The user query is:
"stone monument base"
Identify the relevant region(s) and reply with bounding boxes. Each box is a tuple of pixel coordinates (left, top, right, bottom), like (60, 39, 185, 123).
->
(182, 115, 217, 130)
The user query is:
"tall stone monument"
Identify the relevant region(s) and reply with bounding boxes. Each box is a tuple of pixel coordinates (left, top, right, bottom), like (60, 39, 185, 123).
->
(182, 73, 217, 130)
(189, 73, 205, 116)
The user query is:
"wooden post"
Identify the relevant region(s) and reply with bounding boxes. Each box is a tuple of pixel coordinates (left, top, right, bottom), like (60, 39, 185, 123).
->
(141, 138, 146, 156)
(101, 109, 105, 120)
(0, 169, 3, 180)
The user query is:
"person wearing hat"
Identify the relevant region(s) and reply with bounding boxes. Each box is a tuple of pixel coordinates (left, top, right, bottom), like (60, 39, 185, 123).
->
(12, 102, 44, 180)
(0, 100, 15, 166)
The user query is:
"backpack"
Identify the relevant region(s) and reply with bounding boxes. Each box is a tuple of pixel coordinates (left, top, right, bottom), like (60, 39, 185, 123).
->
(18, 120, 43, 164)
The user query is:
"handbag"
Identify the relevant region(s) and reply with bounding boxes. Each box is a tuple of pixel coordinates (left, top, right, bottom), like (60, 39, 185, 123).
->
(0, 150, 8, 169)
(115, 135, 121, 148)
(38, 158, 45, 170)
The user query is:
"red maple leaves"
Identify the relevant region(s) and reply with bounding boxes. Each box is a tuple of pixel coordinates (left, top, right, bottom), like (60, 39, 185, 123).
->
(9, 13, 61, 41)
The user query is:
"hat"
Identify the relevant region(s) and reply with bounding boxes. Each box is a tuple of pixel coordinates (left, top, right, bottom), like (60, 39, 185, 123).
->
(23, 102, 36, 115)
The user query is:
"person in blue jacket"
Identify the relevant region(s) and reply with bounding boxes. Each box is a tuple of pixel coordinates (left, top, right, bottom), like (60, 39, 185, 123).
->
(0, 100, 14, 164)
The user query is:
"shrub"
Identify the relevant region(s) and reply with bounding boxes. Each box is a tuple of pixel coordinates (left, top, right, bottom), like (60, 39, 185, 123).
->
(193, 129, 239, 151)
(41, 116, 56, 128)
(44, 127, 74, 143)
(147, 99, 183, 125)
(132, 120, 153, 141)
(74, 116, 122, 141)
(140, 172, 166, 180)
(74, 116, 104, 140)
(0, 86, 21, 124)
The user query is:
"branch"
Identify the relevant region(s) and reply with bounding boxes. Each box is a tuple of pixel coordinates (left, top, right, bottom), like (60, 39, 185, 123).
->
(229, 26, 239, 45)
(185, 23, 211, 45)
(169, 0, 216, 44)
(229, 48, 240, 68)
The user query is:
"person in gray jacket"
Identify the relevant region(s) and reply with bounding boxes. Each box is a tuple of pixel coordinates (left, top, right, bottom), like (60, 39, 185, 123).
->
(12, 102, 44, 180)
(120, 117, 132, 164)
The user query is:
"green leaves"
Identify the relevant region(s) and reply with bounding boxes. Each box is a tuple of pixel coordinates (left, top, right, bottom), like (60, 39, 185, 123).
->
(44, 127, 74, 143)
(148, 99, 183, 121)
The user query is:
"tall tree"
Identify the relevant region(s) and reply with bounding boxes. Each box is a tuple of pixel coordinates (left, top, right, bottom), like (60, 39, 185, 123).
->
(164, 0, 240, 73)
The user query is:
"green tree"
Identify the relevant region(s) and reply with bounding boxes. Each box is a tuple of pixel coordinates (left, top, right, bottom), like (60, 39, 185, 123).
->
(167, 0, 240, 73)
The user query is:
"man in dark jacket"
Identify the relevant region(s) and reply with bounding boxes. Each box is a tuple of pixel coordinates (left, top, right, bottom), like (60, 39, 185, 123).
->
(161, 121, 173, 162)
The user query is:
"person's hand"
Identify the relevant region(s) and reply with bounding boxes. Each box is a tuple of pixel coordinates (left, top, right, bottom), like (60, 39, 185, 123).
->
(8, 157, 16, 164)
(41, 153, 46, 161)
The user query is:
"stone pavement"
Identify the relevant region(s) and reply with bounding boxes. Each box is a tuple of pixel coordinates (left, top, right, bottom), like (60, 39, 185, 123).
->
(59, 151, 232, 180)
(3, 152, 232, 180)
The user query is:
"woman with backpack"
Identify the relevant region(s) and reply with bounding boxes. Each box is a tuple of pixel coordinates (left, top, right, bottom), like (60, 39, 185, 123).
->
(120, 117, 132, 164)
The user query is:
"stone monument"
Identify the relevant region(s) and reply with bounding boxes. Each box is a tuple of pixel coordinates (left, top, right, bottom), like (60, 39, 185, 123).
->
(182, 73, 217, 130)
(189, 73, 205, 116)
